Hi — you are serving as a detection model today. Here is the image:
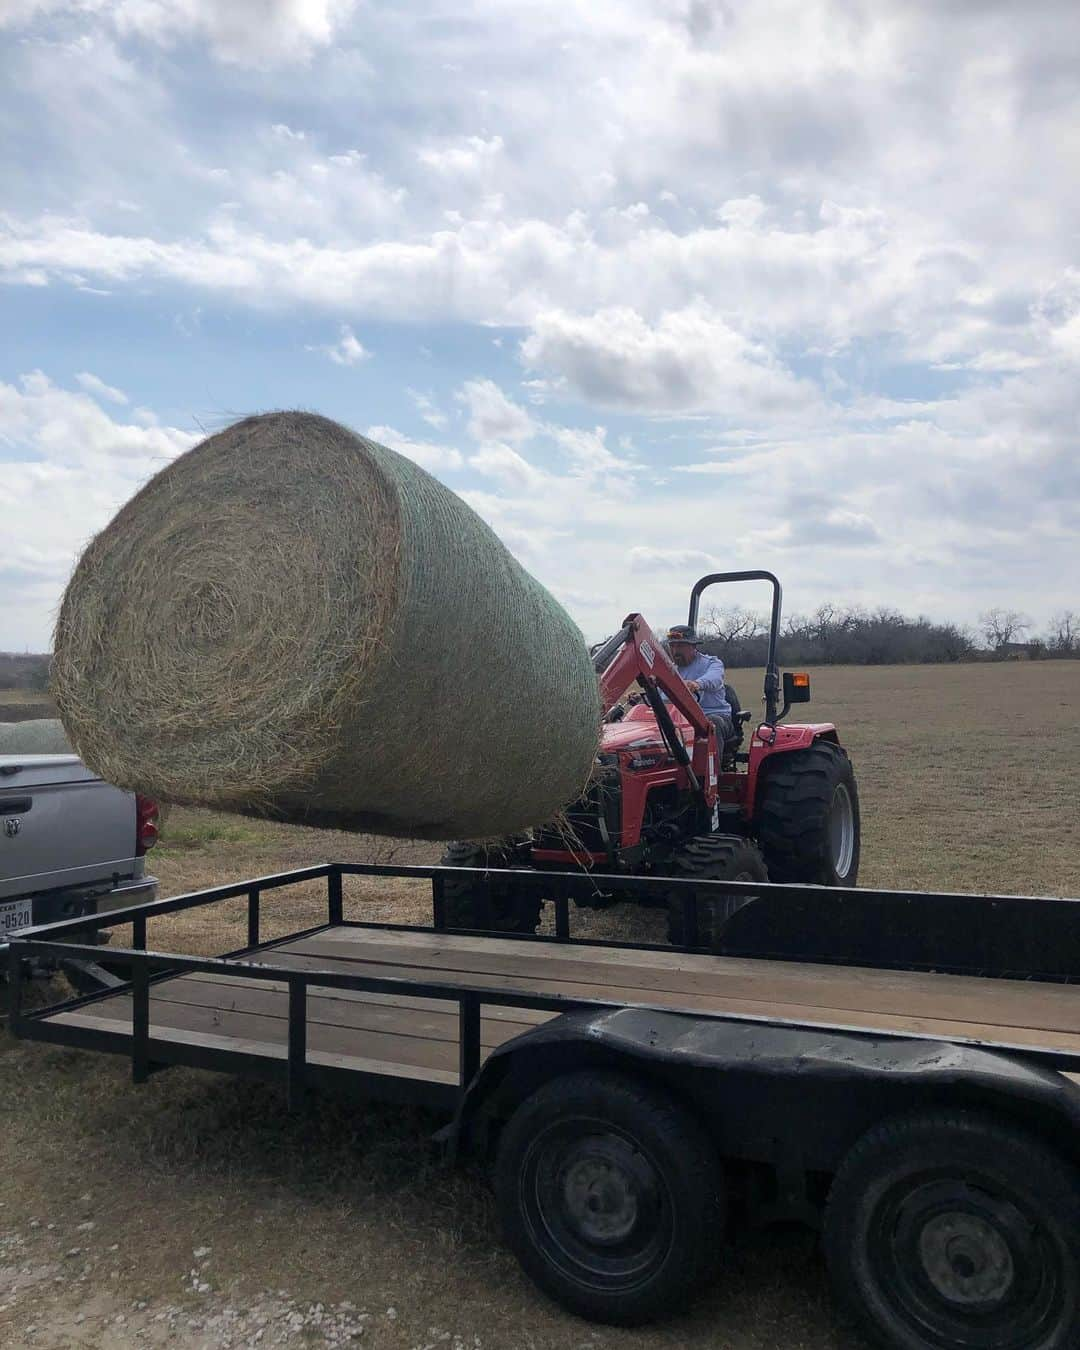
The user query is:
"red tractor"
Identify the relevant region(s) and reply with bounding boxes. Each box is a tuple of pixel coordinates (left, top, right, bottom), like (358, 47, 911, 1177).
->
(440, 571, 860, 944)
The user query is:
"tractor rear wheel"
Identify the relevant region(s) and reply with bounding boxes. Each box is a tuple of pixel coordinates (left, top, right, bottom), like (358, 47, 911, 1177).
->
(665, 834, 768, 949)
(756, 742, 860, 886)
(438, 840, 542, 934)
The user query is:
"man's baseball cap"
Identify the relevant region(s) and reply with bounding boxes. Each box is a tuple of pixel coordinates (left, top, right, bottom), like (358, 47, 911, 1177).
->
(666, 624, 700, 645)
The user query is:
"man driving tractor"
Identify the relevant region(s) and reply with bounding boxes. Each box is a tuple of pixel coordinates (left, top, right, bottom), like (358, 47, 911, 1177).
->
(664, 624, 734, 747)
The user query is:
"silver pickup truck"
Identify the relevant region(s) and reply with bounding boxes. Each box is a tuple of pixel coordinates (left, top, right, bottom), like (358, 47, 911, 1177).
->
(1, 724, 158, 952)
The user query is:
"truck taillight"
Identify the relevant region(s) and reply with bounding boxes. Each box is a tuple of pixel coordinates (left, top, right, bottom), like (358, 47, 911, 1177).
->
(136, 794, 160, 855)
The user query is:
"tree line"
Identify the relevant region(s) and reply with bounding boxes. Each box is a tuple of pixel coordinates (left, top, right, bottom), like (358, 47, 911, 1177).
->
(697, 606, 1080, 667)
(0, 652, 51, 691)
(4, 606, 1079, 690)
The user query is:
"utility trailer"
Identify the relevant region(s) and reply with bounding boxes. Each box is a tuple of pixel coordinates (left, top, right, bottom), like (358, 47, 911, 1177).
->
(10, 865, 1080, 1349)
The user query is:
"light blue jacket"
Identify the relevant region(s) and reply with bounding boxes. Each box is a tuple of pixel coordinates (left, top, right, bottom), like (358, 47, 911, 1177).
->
(669, 650, 731, 718)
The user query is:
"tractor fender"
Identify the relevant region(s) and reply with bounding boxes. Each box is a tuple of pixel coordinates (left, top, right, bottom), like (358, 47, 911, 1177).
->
(743, 722, 840, 819)
(755, 722, 838, 749)
(449, 1005, 1080, 1175)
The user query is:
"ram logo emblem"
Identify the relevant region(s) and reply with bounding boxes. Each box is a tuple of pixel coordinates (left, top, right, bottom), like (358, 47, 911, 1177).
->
(4, 818, 20, 838)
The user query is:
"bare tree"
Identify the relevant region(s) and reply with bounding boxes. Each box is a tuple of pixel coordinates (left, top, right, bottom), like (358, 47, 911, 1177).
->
(699, 604, 764, 648)
(1048, 611, 1078, 654)
(979, 608, 1031, 649)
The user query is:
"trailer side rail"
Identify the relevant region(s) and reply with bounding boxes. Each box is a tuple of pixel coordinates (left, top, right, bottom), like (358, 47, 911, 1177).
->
(10, 862, 1080, 1112)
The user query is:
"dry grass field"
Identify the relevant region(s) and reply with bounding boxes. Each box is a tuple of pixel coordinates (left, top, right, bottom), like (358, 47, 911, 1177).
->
(0, 692, 56, 723)
(2, 661, 1079, 1349)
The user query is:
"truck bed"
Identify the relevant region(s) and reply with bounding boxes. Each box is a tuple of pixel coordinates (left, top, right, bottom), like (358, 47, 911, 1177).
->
(34, 923, 1080, 1089)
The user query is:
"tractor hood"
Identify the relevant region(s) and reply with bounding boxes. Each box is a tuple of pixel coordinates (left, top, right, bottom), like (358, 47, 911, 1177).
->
(600, 702, 693, 756)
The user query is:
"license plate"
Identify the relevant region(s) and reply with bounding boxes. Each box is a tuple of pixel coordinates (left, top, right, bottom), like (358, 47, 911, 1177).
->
(0, 897, 33, 935)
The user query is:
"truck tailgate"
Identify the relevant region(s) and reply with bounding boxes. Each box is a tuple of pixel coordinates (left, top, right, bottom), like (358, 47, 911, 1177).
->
(0, 755, 138, 902)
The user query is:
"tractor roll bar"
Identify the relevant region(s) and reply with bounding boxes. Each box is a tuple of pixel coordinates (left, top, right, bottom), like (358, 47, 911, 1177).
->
(688, 571, 783, 725)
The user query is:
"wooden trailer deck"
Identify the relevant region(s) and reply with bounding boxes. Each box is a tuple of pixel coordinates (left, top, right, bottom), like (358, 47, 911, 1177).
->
(38, 925, 1080, 1088)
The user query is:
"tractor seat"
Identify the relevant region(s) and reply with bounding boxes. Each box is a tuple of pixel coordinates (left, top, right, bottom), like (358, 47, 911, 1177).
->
(720, 683, 751, 767)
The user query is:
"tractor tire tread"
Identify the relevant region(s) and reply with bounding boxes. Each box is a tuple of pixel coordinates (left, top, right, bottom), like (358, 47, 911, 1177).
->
(438, 841, 542, 934)
(755, 742, 860, 885)
(665, 834, 768, 948)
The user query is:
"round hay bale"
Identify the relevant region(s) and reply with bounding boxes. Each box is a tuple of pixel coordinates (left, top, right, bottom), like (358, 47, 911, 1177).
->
(52, 412, 600, 839)
(0, 719, 73, 755)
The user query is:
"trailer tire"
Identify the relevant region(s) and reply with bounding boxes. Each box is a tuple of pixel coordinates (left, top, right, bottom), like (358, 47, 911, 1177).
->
(756, 741, 860, 886)
(495, 1070, 723, 1324)
(824, 1110, 1080, 1350)
(664, 834, 768, 949)
(438, 841, 541, 934)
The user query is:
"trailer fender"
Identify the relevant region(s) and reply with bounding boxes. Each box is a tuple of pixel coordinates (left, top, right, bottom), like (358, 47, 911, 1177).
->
(449, 1006, 1080, 1173)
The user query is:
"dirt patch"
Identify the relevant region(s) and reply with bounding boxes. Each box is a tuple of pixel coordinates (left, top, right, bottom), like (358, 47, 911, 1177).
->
(0, 1048, 852, 1350)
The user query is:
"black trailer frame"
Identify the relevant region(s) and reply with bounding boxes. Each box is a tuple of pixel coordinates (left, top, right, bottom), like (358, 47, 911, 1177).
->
(11, 861, 1080, 1120)
(15, 862, 1080, 1345)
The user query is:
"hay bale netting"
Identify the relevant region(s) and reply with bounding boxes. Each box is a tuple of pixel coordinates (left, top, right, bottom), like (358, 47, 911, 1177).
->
(52, 412, 600, 839)
(0, 718, 73, 755)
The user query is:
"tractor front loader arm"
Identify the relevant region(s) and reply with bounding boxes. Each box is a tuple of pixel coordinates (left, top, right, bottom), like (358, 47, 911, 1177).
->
(594, 615, 717, 815)
(594, 614, 710, 731)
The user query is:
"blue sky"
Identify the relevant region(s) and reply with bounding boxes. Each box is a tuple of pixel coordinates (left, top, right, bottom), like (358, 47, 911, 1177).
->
(2, 0, 1078, 650)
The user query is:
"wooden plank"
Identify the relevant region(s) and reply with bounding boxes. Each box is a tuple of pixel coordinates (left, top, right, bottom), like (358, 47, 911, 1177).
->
(136, 973, 548, 1047)
(180, 969, 553, 1027)
(49, 1010, 458, 1085)
(260, 941, 1080, 1051)
(60, 994, 509, 1074)
(38, 924, 1080, 1081)
(50, 958, 1080, 1059)
(319, 927, 1080, 1015)
(324, 926, 1080, 1013)
(281, 929, 1080, 1037)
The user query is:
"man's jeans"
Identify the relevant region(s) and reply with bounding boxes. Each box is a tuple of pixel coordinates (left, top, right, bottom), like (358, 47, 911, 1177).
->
(706, 713, 735, 747)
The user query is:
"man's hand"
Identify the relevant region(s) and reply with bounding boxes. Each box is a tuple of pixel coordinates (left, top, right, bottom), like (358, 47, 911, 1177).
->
(685, 679, 701, 693)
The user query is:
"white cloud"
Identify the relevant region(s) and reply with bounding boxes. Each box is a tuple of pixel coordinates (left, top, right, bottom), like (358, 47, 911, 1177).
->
(75, 370, 128, 404)
(522, 306, 818, 416)
(0, 371, 194, 465)
(308, 325, 370, 366)
(548, 424, 634, 475)
(716, 196, 767, 229)
(2, 1, 1080, 643)
(456, 378, 536, 444)
(408, 389, 447, 430)
(0, 371, 197, 645)
(365, 425, 463, 474)
(629, 547, 719, 573)
(5, 1, 1080, 380)
(2, 1, 362, 66)
(417, 135, 504, 176)
(468, 443, 545, 490)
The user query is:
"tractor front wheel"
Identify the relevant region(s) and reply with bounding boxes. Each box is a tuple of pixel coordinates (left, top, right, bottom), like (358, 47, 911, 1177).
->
(665, 834, 768, 949)
(438, 841, 542, 934)
(756, 742, 861, 886)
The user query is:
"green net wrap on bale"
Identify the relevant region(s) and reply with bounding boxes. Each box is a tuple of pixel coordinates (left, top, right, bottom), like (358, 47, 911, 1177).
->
(52, 412, 600, 839)
(0, 719, 73, 755)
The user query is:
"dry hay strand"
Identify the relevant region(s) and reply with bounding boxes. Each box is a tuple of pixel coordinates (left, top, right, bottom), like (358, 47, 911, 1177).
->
(53, 411, 601, 841)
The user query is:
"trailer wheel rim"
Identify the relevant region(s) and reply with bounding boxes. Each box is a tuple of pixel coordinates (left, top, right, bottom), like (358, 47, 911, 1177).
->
(520, 1118, 673, 1291)
(829, 783, 855, 879)
(868, 1175, 1066, 1347)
